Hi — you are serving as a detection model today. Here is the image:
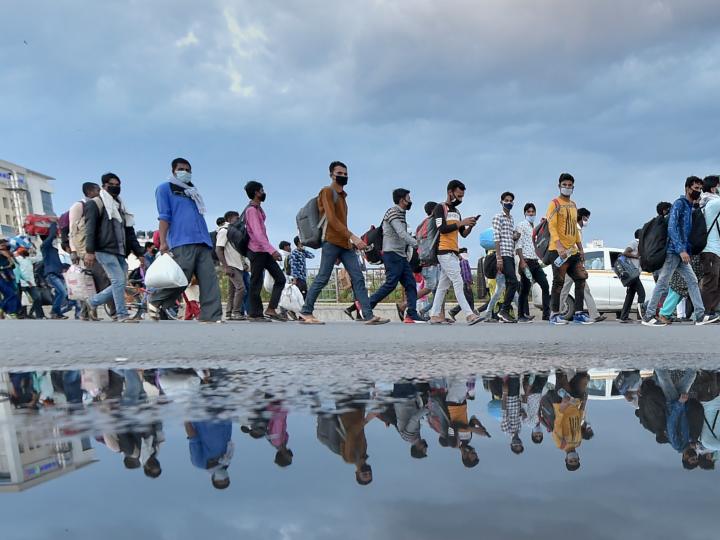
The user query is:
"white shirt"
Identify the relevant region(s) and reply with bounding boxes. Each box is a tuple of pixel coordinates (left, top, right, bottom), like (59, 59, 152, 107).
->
(627, 239, 641, 270)
(215, 226, 245, 270)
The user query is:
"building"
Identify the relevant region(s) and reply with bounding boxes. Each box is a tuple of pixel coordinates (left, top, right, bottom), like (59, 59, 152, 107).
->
(0, 159, 56, 237)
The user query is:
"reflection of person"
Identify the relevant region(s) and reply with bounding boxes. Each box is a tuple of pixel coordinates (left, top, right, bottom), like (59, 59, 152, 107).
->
(488, 376, 524, 454)
(522, 373, 548, 445)
(185, 420, 233, 489)
(316, 397, 376, 485)
(446, 378, 490, 467)
(550, 371, 589, 471)
(384, 382, 429, 459)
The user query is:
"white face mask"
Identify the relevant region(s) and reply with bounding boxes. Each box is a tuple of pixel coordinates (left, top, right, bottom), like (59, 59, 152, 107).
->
(560, 187, 573, 197)
(460, 253, 469, 260)
(526, 215, 535, 224)
(175, 170, 192, 183)
(582, 218, 589, 228)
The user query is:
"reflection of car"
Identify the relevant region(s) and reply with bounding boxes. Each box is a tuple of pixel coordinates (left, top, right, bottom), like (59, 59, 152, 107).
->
(532, 247, 656, 318)
(585, 369, 654, 400)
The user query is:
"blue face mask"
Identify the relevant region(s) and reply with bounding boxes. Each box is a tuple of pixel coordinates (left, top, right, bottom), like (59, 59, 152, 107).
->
(175, 170, 192, 183)
(503, 202, 514, 211)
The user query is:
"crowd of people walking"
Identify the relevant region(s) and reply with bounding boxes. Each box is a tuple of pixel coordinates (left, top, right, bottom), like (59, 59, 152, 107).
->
(2, 159, 720, 327)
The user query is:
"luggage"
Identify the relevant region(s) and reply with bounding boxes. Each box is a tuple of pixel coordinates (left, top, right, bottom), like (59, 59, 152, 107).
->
(278, 283, 304, 313)
(361, 223, 384, 264)
(483, 252, 498, 280)
(416, 204, 446, 267)
(612, 255, 640, 286)
(144, 253, 189, 289)
(532, 199, 560, 265)
(539, 390, 561, 431)
(638, 215, 669, 272)
(227, 204, 251, 256)
(23, 214, 57, 236)
(690, 207, 720, 255)
(296, 190, 339, 250)
(64, 265, 97, 301)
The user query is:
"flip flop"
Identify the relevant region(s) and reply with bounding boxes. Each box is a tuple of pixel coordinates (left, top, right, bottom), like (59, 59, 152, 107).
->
(299, 316, 325, 325)
(467, 316, 483, 326)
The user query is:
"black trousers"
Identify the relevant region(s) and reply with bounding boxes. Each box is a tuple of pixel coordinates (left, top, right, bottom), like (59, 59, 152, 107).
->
(248, 250, 286, 317)
(500, 256, 519, 311)
(519, 259, 550, 319)
(620, 277, 646, 320)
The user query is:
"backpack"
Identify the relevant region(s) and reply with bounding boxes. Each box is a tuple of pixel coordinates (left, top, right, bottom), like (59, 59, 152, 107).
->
(636, 379, 667, 437)
(483, 252, 497, 280)
(210, 230, 219, 262)
(316, 415, 344, 456)
(227, 205, 251, 256)
(296, 189, 339, 250)
(361, 222, 384, 264)
(612, 255, 640, 286)
(638, 215, 668, 272)
(690, 207, 720, 256)
(532, 199, 561, 264)
(538, 390, 561, 431)
(416, 204, 446, 267)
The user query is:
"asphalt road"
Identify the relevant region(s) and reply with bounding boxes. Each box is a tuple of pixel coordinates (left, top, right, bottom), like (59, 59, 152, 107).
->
(1, 319, 716, 377)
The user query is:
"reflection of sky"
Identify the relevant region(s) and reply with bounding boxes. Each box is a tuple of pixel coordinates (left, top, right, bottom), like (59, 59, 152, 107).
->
(1, 390, 717, 539)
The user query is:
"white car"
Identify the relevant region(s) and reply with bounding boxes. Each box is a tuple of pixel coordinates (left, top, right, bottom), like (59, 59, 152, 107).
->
(532, 247, 656, 318)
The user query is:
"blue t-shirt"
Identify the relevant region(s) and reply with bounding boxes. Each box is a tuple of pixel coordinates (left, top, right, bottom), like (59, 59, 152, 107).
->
(188, 421, 232, 469)
(155, 182, 212, 250)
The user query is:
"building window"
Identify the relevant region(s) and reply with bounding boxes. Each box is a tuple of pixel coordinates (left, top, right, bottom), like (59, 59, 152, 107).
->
(2, 197, 7, 209)
(25, 192, 33, 214)
(40, 190, 54, 215)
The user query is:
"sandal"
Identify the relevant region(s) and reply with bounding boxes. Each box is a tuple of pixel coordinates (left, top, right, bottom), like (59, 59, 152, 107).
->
(365, 316, 390, 326)
(265, 312, 288, 322)
(467, 315, 482, 326)
(299, 315, 325, 325)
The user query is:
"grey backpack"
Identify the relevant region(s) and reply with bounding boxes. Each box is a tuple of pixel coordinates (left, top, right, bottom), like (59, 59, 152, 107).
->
(296, 189, 338, 249)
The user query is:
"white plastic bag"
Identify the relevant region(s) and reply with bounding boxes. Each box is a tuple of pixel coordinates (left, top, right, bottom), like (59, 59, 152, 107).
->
(65, 264, 97, 301)
(144, 253, 189, 289)
(279, 283, 304, 313)
(263, 271, 275, 294)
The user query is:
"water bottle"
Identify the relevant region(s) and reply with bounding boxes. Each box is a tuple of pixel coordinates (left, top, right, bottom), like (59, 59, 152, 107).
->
(553, 254, 566, 267)
(523, 267, 533, 281)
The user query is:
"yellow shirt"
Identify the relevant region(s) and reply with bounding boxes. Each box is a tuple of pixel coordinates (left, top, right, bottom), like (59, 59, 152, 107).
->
(547, 198, 581, 253)
(552, 402, 583, 450)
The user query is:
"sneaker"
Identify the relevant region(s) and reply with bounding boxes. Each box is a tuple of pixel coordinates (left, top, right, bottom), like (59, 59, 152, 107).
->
(517, 316, 533, 324)
(641, 317, 668, 327)
(696, 314, 720, 326)
(343, 307, 356, 321)
(594, 315, 607, 323)
(497, 309, 517, 323)
(572, 312, 595, 325)
(50, 313, 69, 320)
(618, 318, 634, 324)
(403, 314, 426, 324)
(549, 314, 568, 325)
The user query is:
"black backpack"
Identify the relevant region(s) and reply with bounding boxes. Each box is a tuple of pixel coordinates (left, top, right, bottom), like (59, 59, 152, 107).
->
(361, 222, 384, 264)
(638, 215, 668, 272)
(483, 252, 497, 280)
(539, 390, 561, 431)
(210, 230, 219, 262)
(690, 207, 720, 256)
(636, 379, 667, 438)
(227, 205, 251, 256)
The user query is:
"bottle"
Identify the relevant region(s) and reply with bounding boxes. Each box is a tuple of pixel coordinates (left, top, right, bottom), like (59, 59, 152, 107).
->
(523, 267, 533, 281)
(553, 254, 566, 267)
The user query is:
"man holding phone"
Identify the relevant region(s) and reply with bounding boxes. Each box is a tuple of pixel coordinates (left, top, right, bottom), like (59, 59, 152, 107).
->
(428, 180, 482, 325)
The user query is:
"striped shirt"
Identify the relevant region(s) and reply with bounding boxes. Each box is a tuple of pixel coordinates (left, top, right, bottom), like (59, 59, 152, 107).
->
(492, 212, 516, 258)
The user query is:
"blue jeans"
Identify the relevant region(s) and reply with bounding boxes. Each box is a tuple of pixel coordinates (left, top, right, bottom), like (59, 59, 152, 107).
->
(0, 278, 20, 315)
(242, 270, 251, 315)
(369, 252, 418, 317)
(646, 253, 705, 320)
(62, 370, 83, 405)
(302, 242, 373, 319)
(90, 252, 128, 317)
(46, 273, 67, 316)
(112, 369, 145, 405)
(654, 369, 697, 402)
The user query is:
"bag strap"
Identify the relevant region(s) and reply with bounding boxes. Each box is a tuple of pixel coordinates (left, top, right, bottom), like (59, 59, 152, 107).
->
(545, 198, 562, 220)
(706, 209, 720, 239)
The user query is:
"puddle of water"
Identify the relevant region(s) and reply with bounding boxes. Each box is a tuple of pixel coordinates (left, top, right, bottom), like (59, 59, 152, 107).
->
(0, 367, 718, 539)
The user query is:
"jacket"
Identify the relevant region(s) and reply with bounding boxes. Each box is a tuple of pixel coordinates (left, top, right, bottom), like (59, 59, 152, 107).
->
(85, 198, 143, 258)
(667, 196, 693, 255)
(40, 222, 64, 277)
(381, 206, 417, 257)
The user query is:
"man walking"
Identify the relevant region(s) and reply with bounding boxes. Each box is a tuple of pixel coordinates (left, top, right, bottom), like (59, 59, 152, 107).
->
(244, 181, 287, 322)
(84, 173, 144, 323)
(492, 192, 519, 323)
(289, 236, 314, 298)
(368, 188, 424, 323)
(558, 208, 605, 322)
(516, 203, 550, 321)
(215, 210, 247, 321)
(150, 158, 222, 322)
(0, 238, 20, 318)
(619, 230, 645, 322)
(299, 161, 389, 325)
(699, 175, 720, 317)
(643, 177, 719, 326)
(428, 180, 482, 325)
(40, 222, 69, 320)
(546, 173, 593, 325)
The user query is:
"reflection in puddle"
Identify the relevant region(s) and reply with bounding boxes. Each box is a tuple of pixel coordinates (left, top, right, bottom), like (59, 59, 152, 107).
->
(1, 367, 718, 537)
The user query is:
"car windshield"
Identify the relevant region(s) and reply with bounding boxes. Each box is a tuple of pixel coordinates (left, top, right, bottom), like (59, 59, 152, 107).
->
(585, 251, 605, 270)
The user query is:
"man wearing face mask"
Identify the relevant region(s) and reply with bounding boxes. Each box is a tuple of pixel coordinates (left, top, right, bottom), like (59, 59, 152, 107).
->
(643, 176, 719, 326)
(428, 180, 482, 325)
(516, 203, 550, 321)
(149, 158, 222, 322)
(368, 188, 424, 323)
(492, 192, 519, 323)
(300, 161, 389, 325)
(84, 173, 144, 323)
(559, 208, 604, 323)
(546, 173, 593, 325)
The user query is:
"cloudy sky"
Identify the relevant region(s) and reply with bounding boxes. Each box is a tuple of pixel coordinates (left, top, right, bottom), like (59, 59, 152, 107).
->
(3, 0, 720, 256)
